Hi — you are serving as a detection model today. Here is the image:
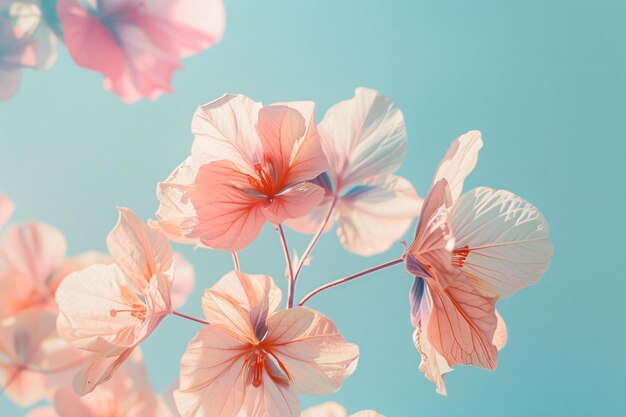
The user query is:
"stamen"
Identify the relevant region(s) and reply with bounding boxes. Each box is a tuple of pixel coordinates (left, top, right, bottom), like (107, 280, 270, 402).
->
(451, 245, 470, 268)
(109, 303, 147, 320)
(251, 350, 266, 388)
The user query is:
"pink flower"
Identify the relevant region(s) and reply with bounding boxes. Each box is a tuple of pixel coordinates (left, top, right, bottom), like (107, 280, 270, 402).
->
(404, 132, 552, 394)
(56, 0, 225, 103)
(286, 88, 422, 256)
(55, 208, 192, 394)
(0, 221, 110, 317)
(302, 402, 385, 417)
(0, 195, 15, 229)
(0, 0, 57, 100)
(0, 308, 88, 406)
(24, 348, 160, 417)
(175, 271, 359, 417)
(157, 94, 329, 251)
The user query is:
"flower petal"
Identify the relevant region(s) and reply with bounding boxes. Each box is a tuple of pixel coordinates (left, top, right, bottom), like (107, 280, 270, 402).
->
(0, 195, 15, 229)
(202, 271, 281, 343)
(432, 131, 483, 202)
(107, 207, 173, 292)
(242, 374, 300, 417)
(262, 183, 325, 225)
(171, 253, 195, 309)
(450, 187, 553, 299)
(493, 310, 508, 351)
(301, 402, 348, 417)
(426, 276, 498, 370)
(336, 175, 421, 256)
(72, 347, 135, 396)
(266, 307, 359, 395)
(191, 94, 262, 171)
(186, 160, 265, 251)
(318, 87, 406, 190)
(175, 325, 249, 417)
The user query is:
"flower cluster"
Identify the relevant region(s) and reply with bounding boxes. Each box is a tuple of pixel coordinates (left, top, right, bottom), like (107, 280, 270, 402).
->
(0, 0, 225, 102)
(0, 88, 552, 417)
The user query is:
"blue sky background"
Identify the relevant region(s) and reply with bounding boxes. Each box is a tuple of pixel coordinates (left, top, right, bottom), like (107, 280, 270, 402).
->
(1, 1, 625, 416)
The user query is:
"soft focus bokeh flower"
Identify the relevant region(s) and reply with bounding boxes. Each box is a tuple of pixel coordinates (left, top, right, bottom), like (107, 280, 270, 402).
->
(302, 402, 385, 417)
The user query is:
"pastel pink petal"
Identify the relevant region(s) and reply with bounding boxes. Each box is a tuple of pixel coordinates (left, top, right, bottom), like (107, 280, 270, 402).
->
(450, 187, 553, 299)
(270, 101, 328, 185)
(409, 281, 452, 396)
(262, 182, 325, 225)
(2, 367, 48, 406)
(0, 67, 21, 100)
(170, 253, 195, 309)
(1, 222, 67, 290)
(55, 264, 149, 352)
(351, 412, 386, 417)
(191, 94, 262, 170)
(57, 0, 126, 78)
(140, 0, 225, 57)
(433, 131, 483, 202)
(256, 105, 307, 180)
(493, 310, 508, 351)
(284, 196, 334, 234)
(52, 387, 94, 417)
(336, 175, 421, 256)
(175, 325, 248, 417)
(49, 251, 113, 297)
(107, 207, 174, 291)
(318, 87, 406, 190)
(155, 158, 203, 245)
(186, 160, 265, 252)
(266, 307, 359, 395)
(25, 407, 60, 417)
(427, 276, 498, 370)
(202, 271, 281, 342)
(301, 402, 348, 417)
(406, 180, 455, 282)
(72, 348, 135, 396)
(242, 374, 299, 417)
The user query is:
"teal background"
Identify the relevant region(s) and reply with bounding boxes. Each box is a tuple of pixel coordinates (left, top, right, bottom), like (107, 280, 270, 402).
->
(1, 1, 625, 416)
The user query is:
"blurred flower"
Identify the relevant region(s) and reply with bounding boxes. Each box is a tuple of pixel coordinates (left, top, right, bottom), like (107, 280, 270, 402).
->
(56, 208, 193, 394)
(286, 88, 422, 256)
(56, 0, 225, 103)
(0, 0, 57, 100)
(175, 271, 359, 417)
(404, 133, 552, 394)
(24, 348, 160, 417)
(302, 402, 385, 417)
(157, 94, 328, 252)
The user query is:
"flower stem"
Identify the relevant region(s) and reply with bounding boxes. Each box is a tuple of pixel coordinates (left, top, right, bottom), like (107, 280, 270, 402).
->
(277, 224, 296, 308)
(173, 310, 210, 326)
(298, 258, 404, 306)
(293, 196, 337, 280)
(231, 252, 240, 272)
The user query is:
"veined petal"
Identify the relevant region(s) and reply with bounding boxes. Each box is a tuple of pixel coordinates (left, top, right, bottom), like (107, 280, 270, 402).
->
(319, 87, 406, 190)
(175, 325, 249, 417)
(191, 94, 262, 171)
(242, 374, 300, 417)
(56, 264, 150, 352)
(433, 131, 483, 202)
(336, 175, 421, 256)
(107, 207, 174, 292)
(155, 158, 202, 245)
(266, 307, 359, 395)
(262, 183, 325, 225)
(493, 310, 508, 351)
(426, 276, 498, 370)
(186, 160, 265, 252)
(450, 187, 553, 299)
(72, 348, 135, 396)
(202, 271, 281, 343)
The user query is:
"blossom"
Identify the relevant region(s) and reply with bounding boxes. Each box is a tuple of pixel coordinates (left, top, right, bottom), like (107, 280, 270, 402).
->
(286, 88, 422, 256)
(0, 308, 87, 406)
(404, 132, 552, 394)
(55, 208, 192, 394)
(0, 221, 110, 317)
(56, 0, 225, 103)
(302, 402, 385, 417)
(157, 94, 329, 251)
(175, 271, 359, 417)
(0, 0, 57, 100)
(0, 195, 15, 229)
(24, 348, 160, 417)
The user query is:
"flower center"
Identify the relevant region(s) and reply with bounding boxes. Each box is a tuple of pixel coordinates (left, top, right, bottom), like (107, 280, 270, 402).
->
(451, 245, 470, 268)
(244, 345, 292, 388)
(247, 162, 278, 198)
(109, 303, 147, 320)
